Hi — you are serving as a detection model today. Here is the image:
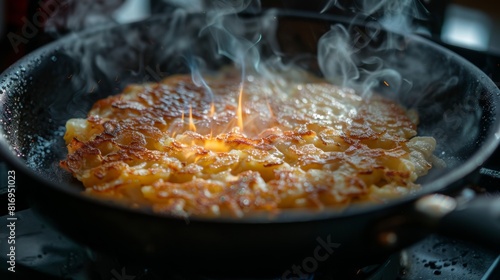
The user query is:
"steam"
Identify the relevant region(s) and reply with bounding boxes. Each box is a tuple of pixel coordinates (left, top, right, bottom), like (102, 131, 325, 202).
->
(201, 14, 260, 95)
(44, 0, 126, 35)
(317, 0, 431, 96)
(321, 0, 428, 32)
(318, 25, 360, 88)
(44, 0, 461, 136)
(189, 56, 215, 109)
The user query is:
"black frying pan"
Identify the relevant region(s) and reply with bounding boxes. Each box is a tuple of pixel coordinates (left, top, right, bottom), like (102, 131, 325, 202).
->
(1, 11, 500, 274)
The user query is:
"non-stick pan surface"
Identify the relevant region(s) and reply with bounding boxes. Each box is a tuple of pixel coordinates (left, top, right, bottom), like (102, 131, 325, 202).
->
(0, 11, 499, 271)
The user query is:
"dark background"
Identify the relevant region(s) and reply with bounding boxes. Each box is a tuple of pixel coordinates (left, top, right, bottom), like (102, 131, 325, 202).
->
(1, 0, 500, 70)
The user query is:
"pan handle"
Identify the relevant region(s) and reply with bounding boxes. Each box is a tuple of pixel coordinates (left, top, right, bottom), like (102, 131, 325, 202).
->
(415, 194, 500, 250)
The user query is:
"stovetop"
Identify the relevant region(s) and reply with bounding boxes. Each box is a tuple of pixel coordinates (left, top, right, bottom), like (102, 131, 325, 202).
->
(0, 209, 499, 279)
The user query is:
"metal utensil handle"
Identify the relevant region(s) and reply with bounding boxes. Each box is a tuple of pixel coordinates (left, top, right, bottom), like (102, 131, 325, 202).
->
(438, 196, 500, 250)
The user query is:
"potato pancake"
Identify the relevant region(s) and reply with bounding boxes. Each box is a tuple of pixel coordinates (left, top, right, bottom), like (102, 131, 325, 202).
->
(61, 70, 436, 217)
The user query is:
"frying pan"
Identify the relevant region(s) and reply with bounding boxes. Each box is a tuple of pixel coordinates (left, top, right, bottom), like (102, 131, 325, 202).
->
(1, 10, 500, 273)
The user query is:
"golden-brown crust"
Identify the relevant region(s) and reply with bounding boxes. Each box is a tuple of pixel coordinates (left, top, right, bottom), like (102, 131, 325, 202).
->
(61, 71, 435, 217)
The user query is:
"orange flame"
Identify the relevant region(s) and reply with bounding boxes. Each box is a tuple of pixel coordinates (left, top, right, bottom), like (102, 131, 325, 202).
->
(267, 100, 274, 118)
(189, 106, 196, 132)
(209, 102, 215, 118)
(237, 83, 244, 131)
(209, 103, 214, 139)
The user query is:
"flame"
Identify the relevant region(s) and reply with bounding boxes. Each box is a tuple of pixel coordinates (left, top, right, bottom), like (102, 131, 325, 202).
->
(266, 100, 274, 118)
(209, 102, 215, 117)
(237, 82, 244, 131)
(189, 106, 196, 132)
